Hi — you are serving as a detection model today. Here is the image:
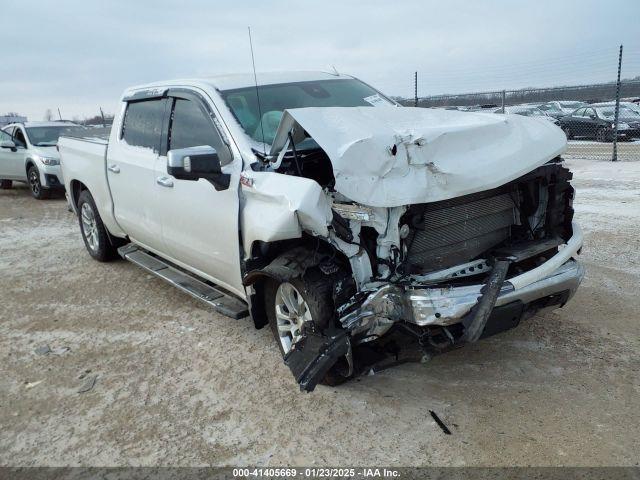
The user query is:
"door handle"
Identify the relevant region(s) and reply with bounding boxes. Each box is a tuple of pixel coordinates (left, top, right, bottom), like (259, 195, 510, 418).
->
(156, 176, 174, 188)
(107, 164, 120, 173)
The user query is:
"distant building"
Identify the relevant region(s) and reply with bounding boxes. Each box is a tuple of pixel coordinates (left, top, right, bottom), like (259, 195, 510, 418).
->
(0, 114, 27, 128)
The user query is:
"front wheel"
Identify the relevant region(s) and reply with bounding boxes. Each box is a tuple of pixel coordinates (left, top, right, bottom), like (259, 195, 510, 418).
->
(265, 270, 351, 387)
(561, 126, 573, 139)
(28, 166, 50, 199)
(77, 190, 119, 262)
(595, 127, 609, 143)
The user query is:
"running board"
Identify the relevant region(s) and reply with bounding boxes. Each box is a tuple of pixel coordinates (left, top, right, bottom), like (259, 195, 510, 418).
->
(118, 244, 248, 319)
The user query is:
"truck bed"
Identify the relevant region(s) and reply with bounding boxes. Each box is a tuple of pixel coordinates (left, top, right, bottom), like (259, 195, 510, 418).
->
(58, 135, 124, 237)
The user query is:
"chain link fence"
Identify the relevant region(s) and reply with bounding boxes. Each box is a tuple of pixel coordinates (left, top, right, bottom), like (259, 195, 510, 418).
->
(401, 47, 640, 162)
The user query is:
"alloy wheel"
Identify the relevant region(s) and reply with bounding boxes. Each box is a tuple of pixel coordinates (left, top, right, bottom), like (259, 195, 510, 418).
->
(81, 202, 99, 252)
(274, 282, 313, 354)
(29, 170, 41, 196)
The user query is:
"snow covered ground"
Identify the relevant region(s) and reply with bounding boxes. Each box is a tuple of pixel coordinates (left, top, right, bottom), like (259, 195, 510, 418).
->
(0, 157, 638, 467)
(565, 141, 640, 161)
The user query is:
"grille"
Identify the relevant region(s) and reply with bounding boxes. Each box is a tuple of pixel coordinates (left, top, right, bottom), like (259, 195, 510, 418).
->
(405, 191, 517, 273)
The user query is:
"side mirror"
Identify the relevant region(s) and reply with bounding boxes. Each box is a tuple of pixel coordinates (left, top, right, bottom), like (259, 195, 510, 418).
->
(0, 139, 16, 150)
(167, 146, 230, 191)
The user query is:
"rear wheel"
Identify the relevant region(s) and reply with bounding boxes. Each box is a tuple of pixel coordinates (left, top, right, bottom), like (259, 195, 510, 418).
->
(28, 165, 50, 199)
(77, 189, 120, 262)
(0, 180, 12, 189)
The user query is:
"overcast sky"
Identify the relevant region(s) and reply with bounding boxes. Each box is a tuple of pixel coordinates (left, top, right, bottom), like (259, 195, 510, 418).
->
(2, 0, 639, 120)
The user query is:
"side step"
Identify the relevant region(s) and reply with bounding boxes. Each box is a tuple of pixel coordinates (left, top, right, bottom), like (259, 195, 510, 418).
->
(118, 244, 248, 319)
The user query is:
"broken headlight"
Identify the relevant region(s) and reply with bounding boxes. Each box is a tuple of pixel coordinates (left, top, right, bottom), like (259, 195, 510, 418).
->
(332, 202, 374, 222)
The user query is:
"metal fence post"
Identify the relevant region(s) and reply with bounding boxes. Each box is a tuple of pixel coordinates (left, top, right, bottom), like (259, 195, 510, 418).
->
(612, 44, 623, 162)
(501, 90, 506, 113)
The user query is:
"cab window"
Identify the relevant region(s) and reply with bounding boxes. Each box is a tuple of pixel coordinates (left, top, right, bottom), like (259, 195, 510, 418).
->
(121, 99, 167, 153)
(168, 98, 231, 165)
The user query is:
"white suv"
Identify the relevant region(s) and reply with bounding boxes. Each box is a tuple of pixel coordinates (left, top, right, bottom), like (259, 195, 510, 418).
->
(0, 121, 85, 199)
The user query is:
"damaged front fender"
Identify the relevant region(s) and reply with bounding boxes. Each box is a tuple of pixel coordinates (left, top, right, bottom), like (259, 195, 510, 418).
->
(240, 171, 333, 258)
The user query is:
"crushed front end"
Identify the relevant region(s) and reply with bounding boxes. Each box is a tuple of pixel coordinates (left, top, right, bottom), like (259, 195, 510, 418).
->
(289, 158, 584, 391)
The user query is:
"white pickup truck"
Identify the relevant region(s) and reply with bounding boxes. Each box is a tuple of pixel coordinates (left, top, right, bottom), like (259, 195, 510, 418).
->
(59, 71, 584, 391)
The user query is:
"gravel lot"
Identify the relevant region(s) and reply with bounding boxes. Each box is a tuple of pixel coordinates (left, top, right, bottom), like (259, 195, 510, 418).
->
(1, 158, 639, 467)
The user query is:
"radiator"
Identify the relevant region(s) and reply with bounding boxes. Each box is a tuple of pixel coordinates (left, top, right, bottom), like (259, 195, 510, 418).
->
(404, 191, 517, 273)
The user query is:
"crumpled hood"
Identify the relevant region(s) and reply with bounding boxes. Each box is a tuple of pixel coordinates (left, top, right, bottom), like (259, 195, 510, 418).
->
(269, 106, 567, 207)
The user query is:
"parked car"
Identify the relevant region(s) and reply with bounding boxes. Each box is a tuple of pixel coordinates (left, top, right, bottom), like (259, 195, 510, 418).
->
(58, 71, 584, 391)
(494, 105, 560, 125)
(589, 101, 640, 116)
(466, 103, 499, 112)
(0, 121, 85, 198)
(558, 105, 640, 142)
(538, 101, 587, 119)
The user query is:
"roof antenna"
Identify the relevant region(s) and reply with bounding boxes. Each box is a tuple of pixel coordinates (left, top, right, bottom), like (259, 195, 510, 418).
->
(330, 65, 340, 76)
(248, 26, 266, 156)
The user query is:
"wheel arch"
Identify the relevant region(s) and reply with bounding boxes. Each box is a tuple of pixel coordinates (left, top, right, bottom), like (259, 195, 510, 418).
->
(242, 236, 353, 329)
(74, 183, 126, 249)
(25, 158, 36, 175)
(69, 179, 88, 211)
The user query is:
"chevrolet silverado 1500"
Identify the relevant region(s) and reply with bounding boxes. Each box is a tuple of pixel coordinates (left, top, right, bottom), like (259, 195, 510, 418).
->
(59, 71, 584, 391)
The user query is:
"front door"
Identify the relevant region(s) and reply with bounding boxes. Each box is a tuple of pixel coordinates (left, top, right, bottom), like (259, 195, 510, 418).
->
(108, 97, 168, 252)
(0, 129, 25, 180)
(568, 108, 587, 136)
(154, 90, 243, 296)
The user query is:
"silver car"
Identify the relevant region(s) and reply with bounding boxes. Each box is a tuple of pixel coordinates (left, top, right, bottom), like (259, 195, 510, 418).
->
(0, 121, 85, 199)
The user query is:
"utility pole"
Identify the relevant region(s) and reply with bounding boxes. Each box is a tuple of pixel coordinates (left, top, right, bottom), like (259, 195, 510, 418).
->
(99, 107, 106, 128)
(57, 108, 62, 121)
(501, 90, 506, 113)
(612, 44, 623, 162)
(414, 71, 418, 107)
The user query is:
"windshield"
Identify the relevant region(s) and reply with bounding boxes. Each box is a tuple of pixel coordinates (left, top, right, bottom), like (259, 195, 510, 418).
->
(595, 106, 640, 118)
(220, 79, 393, 145)
(560, 101, 585, 109)
(515, 107, 544, 116)
(543, 103, 563, 112)
(25, 125, 86, 146)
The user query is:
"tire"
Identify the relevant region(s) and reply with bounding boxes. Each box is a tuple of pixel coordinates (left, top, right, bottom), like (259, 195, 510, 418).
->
(0, 180, 12, 189)
(77, 189, 120, 262)
(27, 165, 50, 199)
(265, 268, 351, 386)
(596, 127, 609, 143)
(561, 126, 573, 139)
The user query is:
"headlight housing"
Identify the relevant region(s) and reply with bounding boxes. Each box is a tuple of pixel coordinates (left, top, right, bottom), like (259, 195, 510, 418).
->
(34, 154, 60, 166)
(332, 202, 374, 222)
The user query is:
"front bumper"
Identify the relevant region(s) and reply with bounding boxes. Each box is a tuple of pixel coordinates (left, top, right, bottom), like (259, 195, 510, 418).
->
(621, 129, 640, 139)
(408, 259, 583, 327)
(39, 164, 64, 189)
(341, 222, 584, 332)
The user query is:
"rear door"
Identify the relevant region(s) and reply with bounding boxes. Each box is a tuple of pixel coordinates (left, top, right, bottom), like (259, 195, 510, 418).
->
(154, 89, 243, 296)
(107, 97, 169, 252)
(0, 128, 26, 180)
